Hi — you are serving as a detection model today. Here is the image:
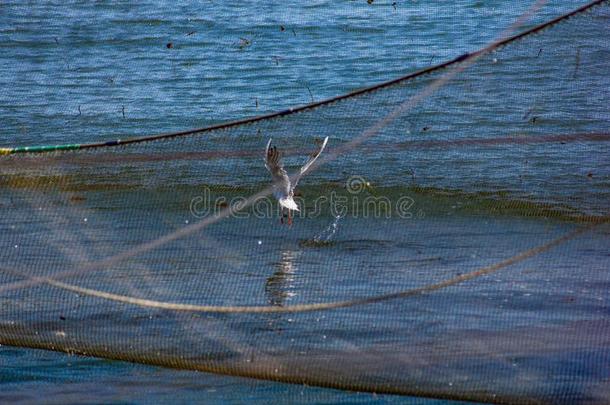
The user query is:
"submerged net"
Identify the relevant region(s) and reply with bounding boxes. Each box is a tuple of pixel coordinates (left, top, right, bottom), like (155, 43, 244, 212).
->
(1, 1, 609, 403)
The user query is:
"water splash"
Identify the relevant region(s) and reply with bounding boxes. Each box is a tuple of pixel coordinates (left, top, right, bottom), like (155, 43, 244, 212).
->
(315, 214, 343, 243)
(300, 215, 344, 247)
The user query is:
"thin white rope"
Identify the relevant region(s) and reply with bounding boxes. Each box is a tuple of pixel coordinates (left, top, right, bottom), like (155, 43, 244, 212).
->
(35, 221, 602, 313)
(0, 0, 551, 295)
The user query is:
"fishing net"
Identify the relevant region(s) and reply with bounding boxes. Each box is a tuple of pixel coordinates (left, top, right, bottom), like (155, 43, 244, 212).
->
(1, 1, 609, 403)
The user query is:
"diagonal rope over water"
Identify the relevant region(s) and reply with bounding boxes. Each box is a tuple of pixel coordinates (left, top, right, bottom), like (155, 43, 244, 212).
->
(0, 0, 572, 295)
(0, 0, 605, 155)
(0, 2, 608, 403)
(15, 219, 605, 313)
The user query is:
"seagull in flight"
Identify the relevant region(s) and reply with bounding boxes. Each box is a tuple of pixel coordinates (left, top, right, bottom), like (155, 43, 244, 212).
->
(265, 137, 329, 225)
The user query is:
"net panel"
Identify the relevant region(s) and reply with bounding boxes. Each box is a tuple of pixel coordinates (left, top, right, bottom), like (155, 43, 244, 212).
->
(1, 2, 609, 404)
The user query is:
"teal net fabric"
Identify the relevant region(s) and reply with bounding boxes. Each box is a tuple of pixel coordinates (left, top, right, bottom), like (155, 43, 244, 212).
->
(1, 2, 609, 403)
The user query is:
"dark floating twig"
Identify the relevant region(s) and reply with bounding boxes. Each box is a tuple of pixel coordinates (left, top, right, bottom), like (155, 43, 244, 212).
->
(77, 105, 81, 116)
(186, 31, 196, 36)
(537, 48, 543, 57)
(292, 28, 296, 36)
(122, 105, 125, 119)
(305, 85, 314, 103)
(238, 37, 251, 49)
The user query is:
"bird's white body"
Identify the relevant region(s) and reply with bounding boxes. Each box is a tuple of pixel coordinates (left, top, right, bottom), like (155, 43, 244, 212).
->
(277, 195, 300, 211)
(264, 137, 329, 221)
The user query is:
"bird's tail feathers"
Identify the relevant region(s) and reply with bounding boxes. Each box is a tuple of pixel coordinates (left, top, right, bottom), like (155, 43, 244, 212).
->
(279, 197, 300, 212)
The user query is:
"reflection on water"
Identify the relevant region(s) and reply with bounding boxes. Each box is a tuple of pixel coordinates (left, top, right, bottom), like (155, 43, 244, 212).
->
(265, 250, 300, 307)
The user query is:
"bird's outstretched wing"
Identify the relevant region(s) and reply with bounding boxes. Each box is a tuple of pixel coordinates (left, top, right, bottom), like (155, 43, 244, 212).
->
(292, 136, 329, 189)
(265, 139, 291, 194)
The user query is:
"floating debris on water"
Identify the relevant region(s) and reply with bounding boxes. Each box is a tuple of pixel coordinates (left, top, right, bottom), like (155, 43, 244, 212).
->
(238, 37, 251, 49)
(299, 239, 335, 248)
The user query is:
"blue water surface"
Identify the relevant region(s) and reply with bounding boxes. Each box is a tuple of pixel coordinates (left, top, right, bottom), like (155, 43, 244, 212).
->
(0, 1, 607, 404)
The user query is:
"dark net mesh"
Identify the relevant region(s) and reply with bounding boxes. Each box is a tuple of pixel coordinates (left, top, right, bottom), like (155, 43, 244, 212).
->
(1, 2, 609, 404)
